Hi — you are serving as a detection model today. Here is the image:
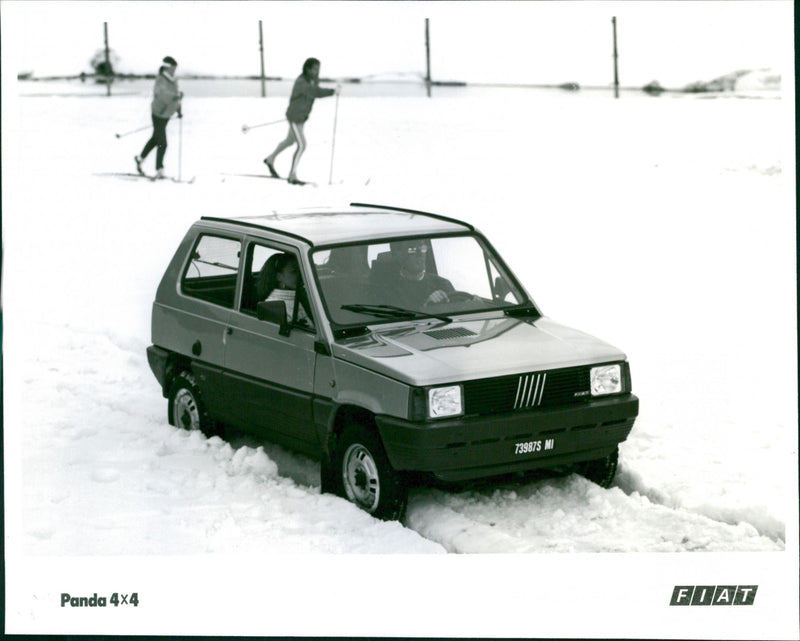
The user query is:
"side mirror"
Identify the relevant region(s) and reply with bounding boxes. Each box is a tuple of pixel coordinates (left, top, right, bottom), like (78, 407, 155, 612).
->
(493, 276, 511, 301)
(257, 300, 290, 336)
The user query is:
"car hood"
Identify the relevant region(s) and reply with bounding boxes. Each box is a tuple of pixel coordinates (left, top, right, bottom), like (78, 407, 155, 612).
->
(332, 315, 627, 386)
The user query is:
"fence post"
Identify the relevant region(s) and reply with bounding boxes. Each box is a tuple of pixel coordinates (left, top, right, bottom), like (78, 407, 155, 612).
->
(104, 22, 111, 96)
(612, 17, 619, 98)
(425, 18, 432, 97)
(259, 20, 266, 97)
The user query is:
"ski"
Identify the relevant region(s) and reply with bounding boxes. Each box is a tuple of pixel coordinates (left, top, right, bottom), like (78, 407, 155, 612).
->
(95, 171, 156, 181)
(94, 172, 194, 184)
(221, 173, 317, 187)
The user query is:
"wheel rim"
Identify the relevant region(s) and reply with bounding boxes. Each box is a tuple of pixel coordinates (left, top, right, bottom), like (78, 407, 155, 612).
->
(342, 443, 380, 511)
(173, 389, 200, 431)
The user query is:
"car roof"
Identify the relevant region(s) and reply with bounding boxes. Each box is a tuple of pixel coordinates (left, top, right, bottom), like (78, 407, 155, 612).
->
(200, 203, 474, 247)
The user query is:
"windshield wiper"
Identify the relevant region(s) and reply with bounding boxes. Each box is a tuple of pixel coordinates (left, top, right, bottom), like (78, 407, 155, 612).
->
(503, 303, 541, 318)
(341, 303, 452, 324)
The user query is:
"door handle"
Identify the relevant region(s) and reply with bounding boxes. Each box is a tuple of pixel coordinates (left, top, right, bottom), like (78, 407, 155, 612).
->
(222, 327, 232, 345)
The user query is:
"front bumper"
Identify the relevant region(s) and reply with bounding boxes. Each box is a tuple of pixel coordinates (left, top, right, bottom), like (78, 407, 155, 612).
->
(376, 394, 638, 482)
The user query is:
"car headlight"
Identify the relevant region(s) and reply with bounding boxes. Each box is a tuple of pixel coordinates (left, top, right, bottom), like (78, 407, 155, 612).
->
(590, 364, 623, 396)
(428, 385, 463, 418)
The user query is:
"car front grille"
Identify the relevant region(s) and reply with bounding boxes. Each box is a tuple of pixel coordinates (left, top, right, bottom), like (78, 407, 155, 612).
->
(463, 364, 614, 415)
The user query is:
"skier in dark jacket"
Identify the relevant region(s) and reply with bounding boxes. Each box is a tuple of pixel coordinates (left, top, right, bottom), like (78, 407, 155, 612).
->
(135, 56, 183, 179)
(264, 57, 337, 185)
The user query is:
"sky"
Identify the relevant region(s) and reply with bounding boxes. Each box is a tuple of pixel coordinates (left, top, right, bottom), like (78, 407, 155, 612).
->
(3, 0, 792, 88)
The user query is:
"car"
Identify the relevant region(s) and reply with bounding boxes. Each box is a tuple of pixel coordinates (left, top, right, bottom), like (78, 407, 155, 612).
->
(147, 202, 639, 519)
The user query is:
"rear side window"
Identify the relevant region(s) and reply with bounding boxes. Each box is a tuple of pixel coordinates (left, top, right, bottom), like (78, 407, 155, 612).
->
(181, 234, 241, 308)
(240, 242, 315, 330)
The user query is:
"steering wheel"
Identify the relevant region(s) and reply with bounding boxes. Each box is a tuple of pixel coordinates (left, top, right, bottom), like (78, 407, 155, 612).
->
(425, 290, 474, 306)
(447, 290, 475, 303)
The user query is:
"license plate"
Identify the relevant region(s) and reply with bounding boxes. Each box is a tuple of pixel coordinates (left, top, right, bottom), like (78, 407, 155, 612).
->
(514, 438, 556, 455)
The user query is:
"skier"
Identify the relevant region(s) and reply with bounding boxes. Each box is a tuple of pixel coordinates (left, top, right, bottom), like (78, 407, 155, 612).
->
(135, 56, 183, 179)
(263, 57, 337, 185)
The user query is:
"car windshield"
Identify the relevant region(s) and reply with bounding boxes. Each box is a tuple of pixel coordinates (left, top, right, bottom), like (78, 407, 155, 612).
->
(311, 234, 531, 326)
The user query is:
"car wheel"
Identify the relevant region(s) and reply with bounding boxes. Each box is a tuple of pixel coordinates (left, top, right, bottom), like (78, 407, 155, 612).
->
(577, 447, 619, 488)
(335, 424, 408, 520)
(168, 370, 214, 435)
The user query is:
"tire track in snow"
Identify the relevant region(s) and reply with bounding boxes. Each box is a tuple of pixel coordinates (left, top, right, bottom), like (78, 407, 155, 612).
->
(19, 320, 783, 554)
(613, 465, 785, 544)
(401, 474, 784, 553)
(215, 433, 785, 553)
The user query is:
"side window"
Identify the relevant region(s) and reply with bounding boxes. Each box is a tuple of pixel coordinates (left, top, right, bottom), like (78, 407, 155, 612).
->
(181, 234, 241, 308)
(241, 244, 284, 313)
(241, 242, 315, 330)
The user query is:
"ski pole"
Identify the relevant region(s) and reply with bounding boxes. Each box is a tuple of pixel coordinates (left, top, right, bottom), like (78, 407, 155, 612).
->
(241, 118, 285, 134)
(328, 86, 341, 185)
(178, 116, 183, 182)
(114, 124, 150, 139)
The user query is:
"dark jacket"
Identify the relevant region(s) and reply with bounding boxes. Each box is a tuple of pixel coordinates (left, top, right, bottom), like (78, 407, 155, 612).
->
(370, 269, 455, 310)
(285, 74, 335, 123)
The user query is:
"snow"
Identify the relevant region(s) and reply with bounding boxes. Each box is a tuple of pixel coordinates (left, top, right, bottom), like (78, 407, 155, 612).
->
(3, 78, 798, 638)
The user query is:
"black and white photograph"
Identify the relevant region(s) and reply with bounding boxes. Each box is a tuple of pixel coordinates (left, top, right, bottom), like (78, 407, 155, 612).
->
(2, 1, 797, 638)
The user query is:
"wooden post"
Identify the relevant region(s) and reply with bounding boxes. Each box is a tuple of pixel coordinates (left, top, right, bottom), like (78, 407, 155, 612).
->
(612, 17, 619, 98)
(425, 18, 432, 97)
(259, 20, 266, 97)
(104, 22, 111, 96)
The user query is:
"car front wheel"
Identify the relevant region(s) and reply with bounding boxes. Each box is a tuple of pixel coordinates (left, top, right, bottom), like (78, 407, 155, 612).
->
(168, 370, 214, 435)
(577, 447, 619, 488)
(335, 424, 408, 520)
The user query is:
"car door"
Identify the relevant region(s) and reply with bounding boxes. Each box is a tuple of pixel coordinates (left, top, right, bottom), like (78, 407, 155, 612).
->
(222, 240, 320, 455)
(172, 231, 241, 418)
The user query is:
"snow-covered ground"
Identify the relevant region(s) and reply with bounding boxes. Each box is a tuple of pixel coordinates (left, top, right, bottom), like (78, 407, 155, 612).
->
(3, 79, 798, 638)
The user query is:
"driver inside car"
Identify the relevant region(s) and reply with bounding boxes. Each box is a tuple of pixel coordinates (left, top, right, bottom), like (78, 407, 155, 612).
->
(371, 240, 455, 309)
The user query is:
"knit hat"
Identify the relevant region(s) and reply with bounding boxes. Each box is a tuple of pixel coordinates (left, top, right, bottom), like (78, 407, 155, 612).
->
(162, 56, 178, 66)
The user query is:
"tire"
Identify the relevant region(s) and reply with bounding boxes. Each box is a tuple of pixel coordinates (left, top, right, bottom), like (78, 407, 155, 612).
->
(168, 370, 214, 435)
(333, 423, 408, 520)
(577, 447, 619, 488)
